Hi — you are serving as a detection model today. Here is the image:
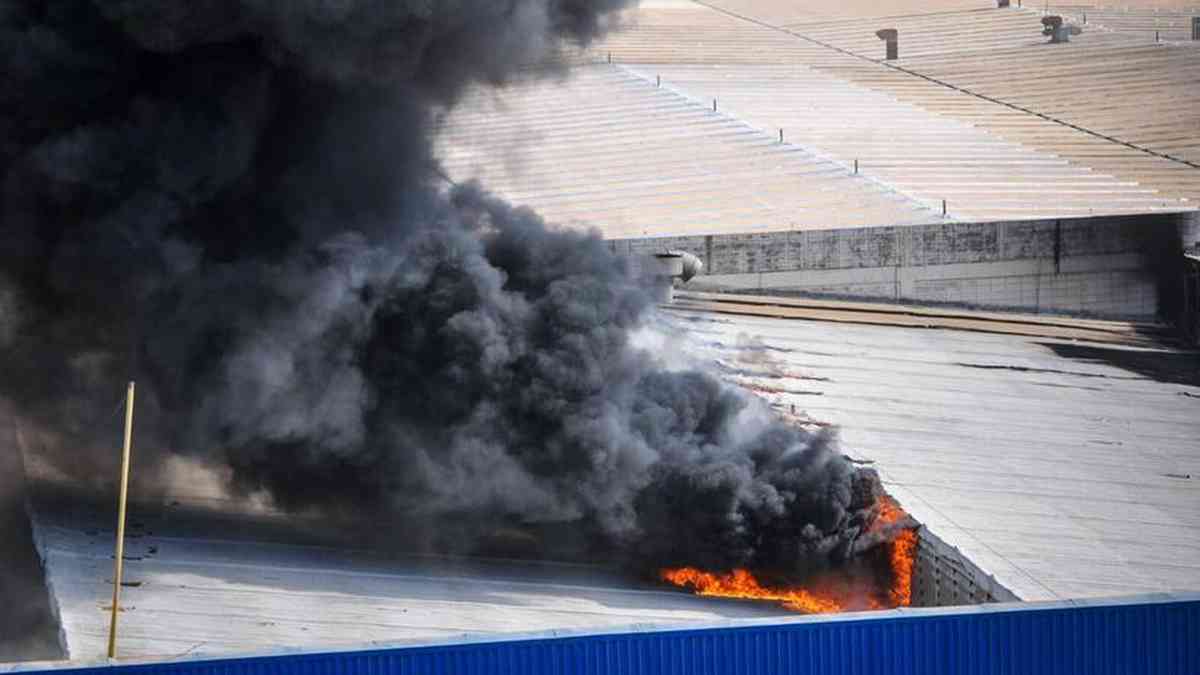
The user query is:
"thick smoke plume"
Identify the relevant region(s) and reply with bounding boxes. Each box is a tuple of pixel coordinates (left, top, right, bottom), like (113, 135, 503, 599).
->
(0, 0, 897, 604)
(0, 408, 61, 661)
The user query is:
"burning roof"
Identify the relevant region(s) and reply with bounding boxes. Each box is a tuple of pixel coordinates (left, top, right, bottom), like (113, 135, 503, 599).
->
(660, 496, 919, 614)
(1, 5, 916, 663)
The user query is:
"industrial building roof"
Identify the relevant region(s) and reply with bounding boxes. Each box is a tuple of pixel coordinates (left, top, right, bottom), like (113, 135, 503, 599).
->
(14, 1, 1200, 664)
(581, 1, 1200, 224)
(437, 65, 942, 238)
(860, 23, 1200, 167)
(1055, 3, 1200, 41)
(8, 594, 1200, 675)
(621, 62, 1179, 220)
(697, 0, 1000, 24)
(437, 0, 1200, 232)
(667, 294, 1200, 602)
(24, 493, 789, 661)
(22, 298, 1200, 661)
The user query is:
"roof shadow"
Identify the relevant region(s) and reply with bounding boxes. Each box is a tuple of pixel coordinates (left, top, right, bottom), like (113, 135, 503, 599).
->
(1037, 342, 1200, 388)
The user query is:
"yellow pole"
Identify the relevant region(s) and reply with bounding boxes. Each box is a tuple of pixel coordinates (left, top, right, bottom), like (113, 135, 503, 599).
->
(107, 381, 135, 659)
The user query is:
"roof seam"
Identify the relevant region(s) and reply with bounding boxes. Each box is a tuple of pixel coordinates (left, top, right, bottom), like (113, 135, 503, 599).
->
(690, 0, 1200, 172)
(615, 63, 957, 220)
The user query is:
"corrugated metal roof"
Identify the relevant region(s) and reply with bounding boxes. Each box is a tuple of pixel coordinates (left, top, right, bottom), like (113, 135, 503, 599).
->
(439, 4, 1195, 228)
(824, 64, 1200, 205)
(700, 0, 999, 25)
(596, 5, 846, 66)
(665, 298, 1200, 602)
(1071, 0, 1200, 5)
(7, 594, 1200, 675)
(1055, 4, 1200, 41)
(436, 65, 942, 238)
(592, 3, 1200, 217)
(771, 5, 1138, 57)
(622, 62, 1182, 220)
(865, 17, 1200, 165)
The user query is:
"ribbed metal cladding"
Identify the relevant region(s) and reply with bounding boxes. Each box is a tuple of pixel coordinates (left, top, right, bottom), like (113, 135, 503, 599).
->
(12, 595, 1199, 675)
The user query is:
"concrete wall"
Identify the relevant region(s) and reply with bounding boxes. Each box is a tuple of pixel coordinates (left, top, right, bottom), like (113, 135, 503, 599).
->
(912, 527, 1018, 606)
(610, 213, 1193, 319)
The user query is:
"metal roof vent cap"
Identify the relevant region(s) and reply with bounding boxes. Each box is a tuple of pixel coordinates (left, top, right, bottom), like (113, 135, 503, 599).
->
(648, 250, 703, 303)
(875, 28, 898, 59)
(1042, 16, 1082, 42)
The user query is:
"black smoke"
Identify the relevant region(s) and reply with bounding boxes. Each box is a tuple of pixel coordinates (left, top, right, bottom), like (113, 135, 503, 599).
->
(0, 0, 899, 620)
(0, 403, 62, 662)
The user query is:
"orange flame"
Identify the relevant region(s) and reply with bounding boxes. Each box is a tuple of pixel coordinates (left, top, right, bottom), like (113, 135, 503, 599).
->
(889, 529, 917, 607)
(873, 495, 917, 608)
(660, 567, 843, 614)
(661, 495, 919, 613)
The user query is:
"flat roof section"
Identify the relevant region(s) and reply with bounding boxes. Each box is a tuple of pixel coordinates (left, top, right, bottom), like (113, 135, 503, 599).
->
(665, 300, 1200, 601)
(25, 497, 790, 662)
(13, 299, 1200, 661)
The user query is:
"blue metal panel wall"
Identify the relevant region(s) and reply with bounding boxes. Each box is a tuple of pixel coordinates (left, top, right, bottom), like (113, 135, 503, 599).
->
(12, 595, 1200, 675)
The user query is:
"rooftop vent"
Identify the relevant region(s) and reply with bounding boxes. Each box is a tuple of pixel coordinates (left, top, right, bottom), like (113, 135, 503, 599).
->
(648, 250, 703, 303)
(1041, 16, 1082, 43)
(875, 29, 898, 60)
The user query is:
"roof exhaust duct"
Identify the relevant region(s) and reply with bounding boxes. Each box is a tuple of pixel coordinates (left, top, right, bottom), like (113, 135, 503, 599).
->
(875, 29, 899, 60)
(1041, 16, 1082, 43)
(647, 250, 702, 303)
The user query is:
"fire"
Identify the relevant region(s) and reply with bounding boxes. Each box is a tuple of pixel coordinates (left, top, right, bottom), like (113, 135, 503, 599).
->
(874, 493, 907, 527)
(661, 495, 919, 613)
(873, 495, 917, 608)
(660, 567, 843, 614)
(889, 528, 917, 607)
